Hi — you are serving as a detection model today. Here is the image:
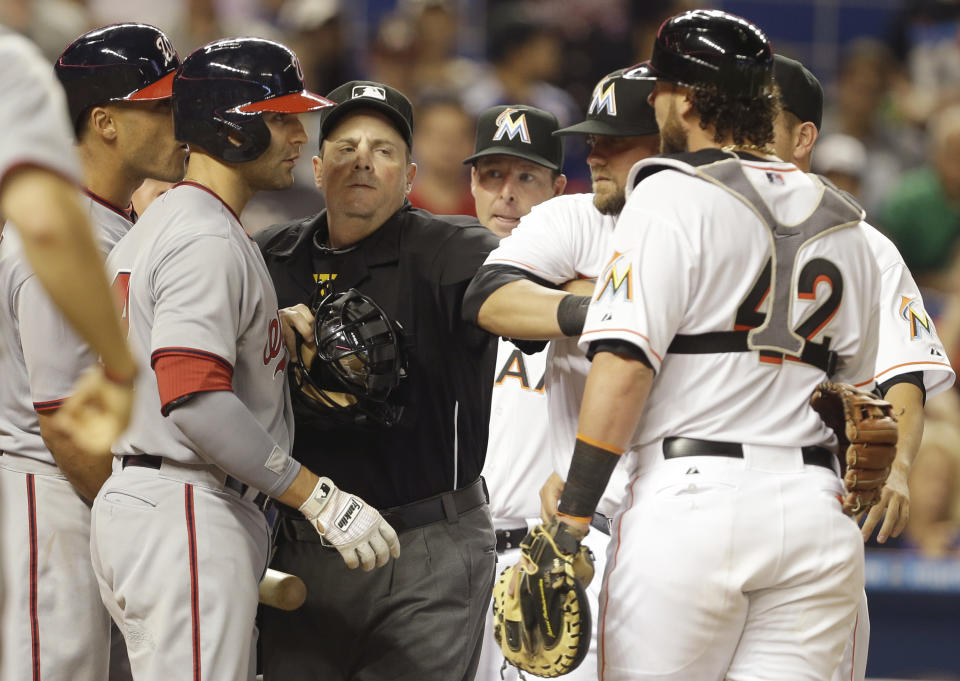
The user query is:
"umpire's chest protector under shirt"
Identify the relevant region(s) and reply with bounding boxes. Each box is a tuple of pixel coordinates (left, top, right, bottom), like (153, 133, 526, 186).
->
(256, 202, 500, 509)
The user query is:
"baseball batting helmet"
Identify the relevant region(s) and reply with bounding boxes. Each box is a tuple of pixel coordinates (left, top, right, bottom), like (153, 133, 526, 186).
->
(292, 287, 407, 428)
(173, 37, 333, 163)
(648, 9, 773, 97)
(56, 23, 180, 132)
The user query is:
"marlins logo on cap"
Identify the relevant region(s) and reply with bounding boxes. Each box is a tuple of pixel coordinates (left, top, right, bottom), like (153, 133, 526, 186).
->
(588, 78, 617, 117)
(493, 108, 532, 144)
(351, 85, 387, 101)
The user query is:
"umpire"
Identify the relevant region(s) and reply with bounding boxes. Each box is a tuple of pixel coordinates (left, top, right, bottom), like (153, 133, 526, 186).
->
(255, 80, 500, 681)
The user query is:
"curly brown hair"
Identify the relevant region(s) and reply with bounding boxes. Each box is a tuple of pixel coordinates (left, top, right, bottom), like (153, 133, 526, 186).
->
(689, 83, 780, 147)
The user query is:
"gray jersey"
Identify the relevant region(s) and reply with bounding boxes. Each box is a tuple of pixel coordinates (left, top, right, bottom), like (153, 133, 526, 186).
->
(107, 182, 294, 465)
(0, 27, 80, 187)
(0, 196, 132, 462)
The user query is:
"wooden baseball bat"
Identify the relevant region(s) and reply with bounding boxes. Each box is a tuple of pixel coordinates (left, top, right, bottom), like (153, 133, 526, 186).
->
(258, 568, 307, 611)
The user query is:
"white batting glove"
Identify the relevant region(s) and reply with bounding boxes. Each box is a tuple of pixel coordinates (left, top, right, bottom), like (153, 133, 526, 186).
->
(299, 477, 401, 570)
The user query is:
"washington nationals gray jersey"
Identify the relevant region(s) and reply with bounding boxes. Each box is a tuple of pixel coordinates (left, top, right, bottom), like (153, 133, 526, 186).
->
(106, 181, 294, 470)
(0, 27, 79, 188)
(483, 193, 629, 516)
(0, 195, 132, 461)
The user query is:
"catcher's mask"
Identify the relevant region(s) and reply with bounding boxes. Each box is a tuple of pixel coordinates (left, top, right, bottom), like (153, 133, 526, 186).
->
(292, 286, 406, 428)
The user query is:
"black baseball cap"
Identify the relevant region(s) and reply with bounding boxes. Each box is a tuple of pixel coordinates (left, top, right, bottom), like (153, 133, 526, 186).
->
(773, 55, 823, 130)
(462, 105, 564, 171)
(318, 80, 414, 150)
(554, 64, 659, 137)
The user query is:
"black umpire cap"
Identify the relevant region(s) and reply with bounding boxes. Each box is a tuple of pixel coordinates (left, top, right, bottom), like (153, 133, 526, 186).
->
(318, 80, 414, 151)
(463, 105, 564, 171)
(773, 55, 824, 130)
(555, 64, 659, 137)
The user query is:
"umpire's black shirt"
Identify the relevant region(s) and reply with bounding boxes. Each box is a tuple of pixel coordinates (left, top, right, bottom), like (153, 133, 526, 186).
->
(256, 202, 499, 510)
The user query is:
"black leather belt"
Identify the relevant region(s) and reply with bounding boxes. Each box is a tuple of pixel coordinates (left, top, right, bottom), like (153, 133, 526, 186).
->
(121, 454, 268, 505)
(662, 437, 836, 471)
(279, 477, 490, 545)
(381, 477, 488, 534)
(495, 512, 610, 553)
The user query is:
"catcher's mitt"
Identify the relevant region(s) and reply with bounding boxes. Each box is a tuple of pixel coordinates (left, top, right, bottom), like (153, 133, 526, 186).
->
(810, 382, 899, 515)
(491, 519, 594, 678)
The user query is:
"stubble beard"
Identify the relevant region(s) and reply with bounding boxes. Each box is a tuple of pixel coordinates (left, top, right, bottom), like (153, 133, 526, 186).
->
(593, 185, 625, 215)
(659, 102, 687, 155)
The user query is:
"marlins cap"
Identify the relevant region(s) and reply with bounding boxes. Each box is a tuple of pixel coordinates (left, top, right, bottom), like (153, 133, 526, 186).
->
(556, 63, 659, 137)
(318, 80, 414, 150)
(463, 105, 563, 171)
(773, 55, 823, 130)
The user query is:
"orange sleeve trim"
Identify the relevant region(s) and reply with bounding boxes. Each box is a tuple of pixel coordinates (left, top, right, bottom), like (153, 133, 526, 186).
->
(580, 328, 663, 363)
(577, 433, 625, 455)
(873, 360, 953, 381)
(487, 257, 540, 272)
(556, 511, 592, 525)
(151, 349, 233, 415)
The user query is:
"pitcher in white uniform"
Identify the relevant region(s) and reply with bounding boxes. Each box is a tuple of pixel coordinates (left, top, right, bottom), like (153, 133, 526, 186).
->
(463, 67, 661, 681)
(0, 24, 183, 681)
(94, 38, 399, 681)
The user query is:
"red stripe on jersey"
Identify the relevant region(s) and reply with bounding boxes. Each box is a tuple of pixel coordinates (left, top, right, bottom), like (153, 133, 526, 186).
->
(33, 398, 66, 413)
(184, 485, 202, 681)
(152, 350, 233, 415)
(83, 188, 135, 222)
(174, 181, 242, 225)
(0, 161, 80, 195)
(26, 474, 41, 681)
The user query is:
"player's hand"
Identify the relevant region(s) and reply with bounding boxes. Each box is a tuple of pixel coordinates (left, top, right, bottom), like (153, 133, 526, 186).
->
(540, 472, 565, 523)
(299, 477, 401, 570)
(51, 365, 135, 457)
(860, 460, 910, 543)
(280, 304, 317, 368)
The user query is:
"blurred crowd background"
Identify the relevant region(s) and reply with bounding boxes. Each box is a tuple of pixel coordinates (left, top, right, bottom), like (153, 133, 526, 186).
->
(4, 0, 960, 675)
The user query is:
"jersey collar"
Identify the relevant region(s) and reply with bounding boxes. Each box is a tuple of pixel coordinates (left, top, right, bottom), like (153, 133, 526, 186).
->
(83, 188, 136, 222)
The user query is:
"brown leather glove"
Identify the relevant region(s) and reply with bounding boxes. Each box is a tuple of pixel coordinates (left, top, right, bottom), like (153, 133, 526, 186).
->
(810, 382, 899, 515)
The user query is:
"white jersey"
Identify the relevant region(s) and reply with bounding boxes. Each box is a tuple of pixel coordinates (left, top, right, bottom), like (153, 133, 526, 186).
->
(107, 181, 293, 465)
(581, 156, 882, 465)
(0, 196, 132, 462)
(0, 28, 79, 188)
(482, 339, 552, 525)
(863, 226, 954, 394)
(484, 193, 630, 516)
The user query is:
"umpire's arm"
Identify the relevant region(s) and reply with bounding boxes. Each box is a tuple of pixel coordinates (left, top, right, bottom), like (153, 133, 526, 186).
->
(463, 264, 591, 340)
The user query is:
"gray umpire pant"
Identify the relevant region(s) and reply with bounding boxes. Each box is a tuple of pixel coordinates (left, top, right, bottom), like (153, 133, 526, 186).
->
(261, 503, 496, 681)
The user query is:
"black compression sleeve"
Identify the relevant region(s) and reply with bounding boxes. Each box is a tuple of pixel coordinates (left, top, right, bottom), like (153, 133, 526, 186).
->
(558, 436, 623, 519)
(586, 339, 653, 368)
(462, 264, 558, 323)
(877, 371, 926, 405)
(556, 294, 591, 336)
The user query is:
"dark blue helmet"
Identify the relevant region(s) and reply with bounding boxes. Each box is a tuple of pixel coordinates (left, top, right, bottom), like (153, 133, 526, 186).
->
(173, 37, 332, 163)
(56, 23, 180, 132)
(649, 9, 773, 98)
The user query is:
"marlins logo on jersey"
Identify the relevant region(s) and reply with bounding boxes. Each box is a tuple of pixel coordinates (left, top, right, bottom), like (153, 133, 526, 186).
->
(493, 108, 531, 144)
(595, 251, 633, 303)
(588, 78, 617, 117)
(899, 295, 933, 340)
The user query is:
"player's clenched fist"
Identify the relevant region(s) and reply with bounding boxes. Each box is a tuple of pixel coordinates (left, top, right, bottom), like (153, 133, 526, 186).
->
(52, 364, 135, 456)
(299, 476, 401, 570)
